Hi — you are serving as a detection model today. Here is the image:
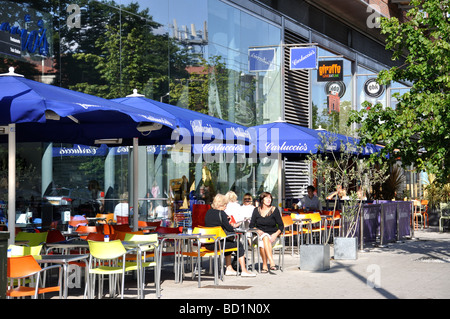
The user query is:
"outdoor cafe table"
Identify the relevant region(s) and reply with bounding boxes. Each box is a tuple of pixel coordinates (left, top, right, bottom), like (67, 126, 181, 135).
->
(158, 233, 216, 288)
(46, 239, 89, 254)
(47, 239, 160, 299)
(35, 254, 89, 299)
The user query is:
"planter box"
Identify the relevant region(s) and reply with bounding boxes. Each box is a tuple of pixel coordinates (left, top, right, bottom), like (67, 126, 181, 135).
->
(334, 237, 358, 260)
(300, 244, 330, 271)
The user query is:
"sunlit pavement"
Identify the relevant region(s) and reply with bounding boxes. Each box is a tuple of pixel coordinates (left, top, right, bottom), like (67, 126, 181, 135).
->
(49, 227, 450, 301)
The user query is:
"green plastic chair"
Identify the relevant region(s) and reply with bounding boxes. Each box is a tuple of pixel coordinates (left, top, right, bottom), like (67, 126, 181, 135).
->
(15, 232, 48, 247)
(123, 233, 159, 298)
(85, 240, 139, 299)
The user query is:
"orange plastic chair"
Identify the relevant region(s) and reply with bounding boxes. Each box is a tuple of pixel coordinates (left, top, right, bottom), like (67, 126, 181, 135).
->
(281, 215, 301, 255)
(75, 225, 100, 240)
(138, 220, 161, 233)
(7, 255, 62, 299)
(98, 213, 115, 224)
(421, 200, 429, 228)
(69, 216, 88, 227)
(321, 210, 341, 239)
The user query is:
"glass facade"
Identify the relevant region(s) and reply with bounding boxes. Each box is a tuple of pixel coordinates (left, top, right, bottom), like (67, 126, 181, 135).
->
(311, 47, 353, 135)
(0, 0, 409, 227)
(0, 0, 282, 225)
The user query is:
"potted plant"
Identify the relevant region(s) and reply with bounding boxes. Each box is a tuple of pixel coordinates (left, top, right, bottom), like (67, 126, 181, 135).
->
(306, 134, 388, 260)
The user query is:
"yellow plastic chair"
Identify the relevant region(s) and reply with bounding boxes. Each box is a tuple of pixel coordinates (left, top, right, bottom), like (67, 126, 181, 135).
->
(181, 226, 223, 285)
(85, 239, 139, 299)
(123, 233, 160, 298)
(301, 212, 326, 244)
(15, 232, 48, 246)
(7, 255, 62, 299)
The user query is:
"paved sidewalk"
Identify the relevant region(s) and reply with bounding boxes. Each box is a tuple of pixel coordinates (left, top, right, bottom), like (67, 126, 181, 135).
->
(51, 227, 450, 302)
(154, 227, 450, 300)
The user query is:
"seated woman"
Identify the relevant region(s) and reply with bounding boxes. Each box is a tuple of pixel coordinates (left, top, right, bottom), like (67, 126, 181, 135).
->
(249, 192, 284, 273)
(204, 194, 256, 277)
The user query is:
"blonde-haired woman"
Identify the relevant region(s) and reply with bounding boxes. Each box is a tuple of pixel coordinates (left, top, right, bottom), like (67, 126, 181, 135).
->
(204, 194, 256, 277)
(224, 191, 242, 226)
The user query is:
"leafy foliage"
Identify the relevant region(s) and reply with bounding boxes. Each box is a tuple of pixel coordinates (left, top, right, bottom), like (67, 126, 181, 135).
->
(307, 134, 388, 238)
(348, 0, 450, 183)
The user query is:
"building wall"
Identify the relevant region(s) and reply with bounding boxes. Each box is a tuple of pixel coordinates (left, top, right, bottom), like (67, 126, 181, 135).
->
(0, 0, 410, 223)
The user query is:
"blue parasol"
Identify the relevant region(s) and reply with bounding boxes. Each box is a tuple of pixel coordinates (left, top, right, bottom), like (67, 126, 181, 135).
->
(112, 91, 250, 145)
(0, 68, 182, 243)
(0, 69, 179, 146)
(249, 120, 382, 157)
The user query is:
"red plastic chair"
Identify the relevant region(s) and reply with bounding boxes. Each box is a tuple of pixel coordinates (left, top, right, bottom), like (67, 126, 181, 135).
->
(86, 232, 118, 241)
(46, 229, 66, 244)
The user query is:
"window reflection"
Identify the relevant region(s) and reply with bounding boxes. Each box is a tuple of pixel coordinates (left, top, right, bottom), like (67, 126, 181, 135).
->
(0, 0, 284, 226)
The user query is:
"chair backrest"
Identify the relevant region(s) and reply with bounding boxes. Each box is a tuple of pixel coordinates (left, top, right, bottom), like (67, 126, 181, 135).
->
(86, 232, 118, 241)
(155, 226, 183, 234)
(193, 226, 220, 244)
(113, 224, 133, 232)
(8, 244, 43, 257)
(303, 212, 322, 224)
(76, 225, 100, 234)
(290, 213, 310, 223)
(46, 229, 66, 243)
(124, 233, 158, 242)
(114, 230, 144, 241)
(282, 215, 294, 227)
(321, 210, 341, 219)
(421, 200, 428, 205)
(69, 216, 88, 227)
(148, 221, 162, 227)
(88, 240, 126, 259)
(15, 232, 48, 246)
(7, 255, 42, 278)
(96, 213, 115, 224)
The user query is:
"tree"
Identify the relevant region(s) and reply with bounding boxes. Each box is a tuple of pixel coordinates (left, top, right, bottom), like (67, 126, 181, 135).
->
(348, 0, 450, 182)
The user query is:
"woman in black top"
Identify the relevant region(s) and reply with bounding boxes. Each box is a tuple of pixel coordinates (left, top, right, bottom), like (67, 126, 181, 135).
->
(249, 192, 284, 272)
(204, 194, 256, 277)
